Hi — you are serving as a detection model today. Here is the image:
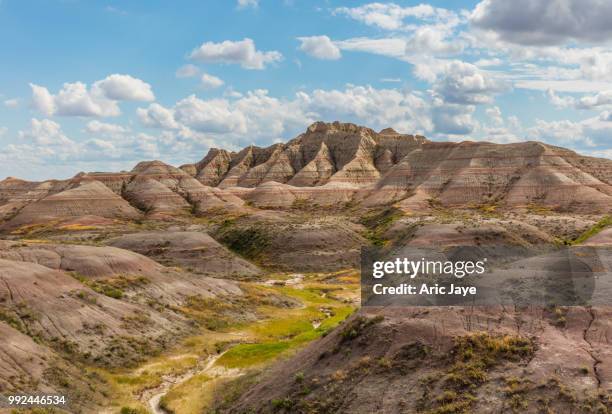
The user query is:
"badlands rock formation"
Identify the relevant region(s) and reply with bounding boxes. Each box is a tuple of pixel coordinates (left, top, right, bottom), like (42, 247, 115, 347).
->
(1, 122, 612, 227)
(107, 230, 261, 277)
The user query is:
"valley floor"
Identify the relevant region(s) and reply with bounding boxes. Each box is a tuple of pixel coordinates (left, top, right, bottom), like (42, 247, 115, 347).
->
(98, 271, 358, 414)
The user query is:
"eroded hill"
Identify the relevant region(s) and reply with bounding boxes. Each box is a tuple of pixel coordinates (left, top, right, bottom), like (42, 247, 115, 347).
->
(1, 121, 612, 413)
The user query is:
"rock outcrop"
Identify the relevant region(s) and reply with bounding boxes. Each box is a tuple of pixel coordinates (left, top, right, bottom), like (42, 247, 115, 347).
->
(1, 180, 140, 229)
(3, 121, 612, 216)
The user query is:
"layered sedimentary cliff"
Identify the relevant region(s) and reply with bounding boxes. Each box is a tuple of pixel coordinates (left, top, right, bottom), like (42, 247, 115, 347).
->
(1, 121, 612, 228)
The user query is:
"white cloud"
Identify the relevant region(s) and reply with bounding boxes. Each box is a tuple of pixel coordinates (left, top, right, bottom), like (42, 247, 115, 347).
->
(174, 95, 248, 134)
(134, 84, 437, 147)
(546, 89, 575, 108)
(3, 98, 19, 108)
(189, 38, 282, 70)
(0, 127, 6, 137)
(475, 107, 523, 143)
(474, 58, 503, 67)
(201, 73, 225, 89)
(93, 74, 155, 101)
(300, 84, 432, 133)
(600, 111, 612, 122)
(30, 82, 119, 117)
(434, 60, 507, 105)
(515, 79, 612, 93)
(335, 37, 407, 59)
(577, 90, 612, 109)
(486, 106, 503, 125)
(176, 64, 200, 78)
(524, 113, 612, 150)
(137, 103, 180, 130)
(29, 74, 153, 118)
(85, 120, 128, 135)
(480, 127, 522, 144)
(526, 118, 593, 147)
(298, 36, 342, 60)
(18, 118, 73, 146)
(580, 52, 612, 81)
(432, 99, 476, 135)
(404, 25, 464, 55)
(472, 0, 612, 46)
(30, 83, 57, 116)
(237, 0, 258, 9)
(232, 89, 315, 138)
(334, 3, 444, 31)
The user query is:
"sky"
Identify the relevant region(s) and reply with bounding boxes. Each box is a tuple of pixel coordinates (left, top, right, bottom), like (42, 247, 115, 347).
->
(2, 0, 612, 180)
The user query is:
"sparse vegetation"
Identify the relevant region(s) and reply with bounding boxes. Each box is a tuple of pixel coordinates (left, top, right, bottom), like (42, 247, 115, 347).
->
(69, 272, 150, 300)
(338, 314, 384, 343)
(360, 207, 403, 246)
(215, 223, 272, 260)
(417, 333, 536, 414)
(571, 215, 612, 244)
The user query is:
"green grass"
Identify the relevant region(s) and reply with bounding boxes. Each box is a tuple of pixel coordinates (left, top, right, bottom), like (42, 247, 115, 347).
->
(216, 284, 355, 369)
(217, 342, 291, 368)
(277, 286, 336, 305)
(95, 271, 357, 412)
(571, 215, 612, 245)
(218, 304, 353, 368)
(251, 317, 315, 341)
(318, 306, 354, 331)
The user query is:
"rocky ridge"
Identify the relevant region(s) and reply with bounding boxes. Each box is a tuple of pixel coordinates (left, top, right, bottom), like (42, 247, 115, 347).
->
(1, 121, 612, 230)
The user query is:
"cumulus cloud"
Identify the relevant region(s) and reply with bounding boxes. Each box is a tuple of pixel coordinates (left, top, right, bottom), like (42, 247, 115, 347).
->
(30, 84, 57, 116)
(577, 90, 612, 109)
(189, 38, 282, 70)
(404, 25, 464, 55)
(135, 84, 437, 146)
(434, 61, 507, 105)
(8, 117, 213, 176)
(174, 95, 248, 134)
(18, 118, 73, 146)
(200, 73, 225, 89)
(29, 74, 153, 117)
(546, 89, 576, 108)
(93, 74, 155, 101)
(471, 0, 612, 46)
(600, 111, 612, 122)
(486, 106, 503, 125)
(0, 127, 7, 138)
(137, 103, 180, 130)
(85, 120, 128, 135)
(525, 113, 612, 151)
(432, 100, 476, 135)
(175, 64, 200, 78)
(299, 85, 432, 133)
(298, 36, 342, 60)
(334, 3, 450, 31)
(526, 119, 593, 147)
(30, 82, 119, 117)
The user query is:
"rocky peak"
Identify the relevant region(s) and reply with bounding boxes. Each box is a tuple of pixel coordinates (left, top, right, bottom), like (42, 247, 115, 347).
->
(306, 121, 376, 136)
(379, 127, 399, 135)
(131, 160, 185, 176)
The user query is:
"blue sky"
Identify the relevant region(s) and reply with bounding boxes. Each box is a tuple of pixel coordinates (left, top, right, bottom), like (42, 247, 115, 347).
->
(1, 0, 612, 180)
